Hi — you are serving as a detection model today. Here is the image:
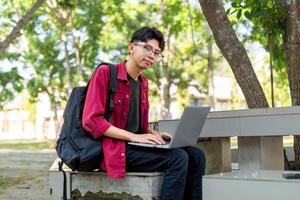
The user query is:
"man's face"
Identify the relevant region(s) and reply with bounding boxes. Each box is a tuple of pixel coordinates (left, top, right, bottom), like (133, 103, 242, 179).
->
(129, 39, 162, 70)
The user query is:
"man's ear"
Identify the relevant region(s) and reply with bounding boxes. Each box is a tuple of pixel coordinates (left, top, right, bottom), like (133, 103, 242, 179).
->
(128, 43, 134, 55)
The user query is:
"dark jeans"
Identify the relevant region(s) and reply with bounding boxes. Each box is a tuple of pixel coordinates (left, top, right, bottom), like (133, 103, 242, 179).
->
(126, 145, 206, 200)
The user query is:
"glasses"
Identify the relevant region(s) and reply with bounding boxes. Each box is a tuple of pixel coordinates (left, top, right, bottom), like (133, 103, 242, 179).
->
(133, 43, 163, 61)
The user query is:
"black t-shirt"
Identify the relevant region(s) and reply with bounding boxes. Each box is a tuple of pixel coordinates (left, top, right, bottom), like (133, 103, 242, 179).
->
(125, 74, 140, 133)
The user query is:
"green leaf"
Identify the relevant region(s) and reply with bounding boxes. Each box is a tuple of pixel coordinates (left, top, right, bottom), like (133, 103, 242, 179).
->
(237, 9, 242, 19)
(226, 8, 231, 15)
(244, 11, 252, 20)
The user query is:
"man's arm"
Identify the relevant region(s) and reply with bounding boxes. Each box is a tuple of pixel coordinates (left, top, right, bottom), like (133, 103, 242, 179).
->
(82, 66, 111, 139)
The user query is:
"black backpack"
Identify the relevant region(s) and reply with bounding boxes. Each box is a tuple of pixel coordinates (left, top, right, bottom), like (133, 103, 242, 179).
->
(56, 62, 118, 171)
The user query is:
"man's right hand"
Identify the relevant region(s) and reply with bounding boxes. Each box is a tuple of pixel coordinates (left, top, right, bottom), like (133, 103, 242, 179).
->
(130, 133, 166, 144)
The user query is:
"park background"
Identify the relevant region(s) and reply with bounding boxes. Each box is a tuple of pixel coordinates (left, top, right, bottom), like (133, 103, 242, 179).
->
(0, 0, 300, 198)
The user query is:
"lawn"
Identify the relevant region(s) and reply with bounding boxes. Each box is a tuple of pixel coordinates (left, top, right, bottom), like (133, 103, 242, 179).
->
(0, 140, 55, 150)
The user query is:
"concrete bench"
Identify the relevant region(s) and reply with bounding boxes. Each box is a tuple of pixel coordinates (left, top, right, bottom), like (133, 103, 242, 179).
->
(49, 158, 163, 200)
(198, 106, 300, 200)
(49, 106, 300, 200)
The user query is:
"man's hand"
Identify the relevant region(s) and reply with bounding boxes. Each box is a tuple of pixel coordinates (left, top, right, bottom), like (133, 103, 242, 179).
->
(130, 133, 166, 144)
(148, 128, 172, 142)
(103, 125, 171, 144)
(159, 132, 172, 142)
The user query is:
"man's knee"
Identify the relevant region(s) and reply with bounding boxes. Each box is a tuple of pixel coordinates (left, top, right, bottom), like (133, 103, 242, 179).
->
(170, 148, 189, 169)
(196, 148, 206, 165)
(186, 146, 206, 167)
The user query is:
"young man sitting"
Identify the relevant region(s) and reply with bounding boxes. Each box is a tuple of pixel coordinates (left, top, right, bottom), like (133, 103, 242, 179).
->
(82, 26, 206, 200)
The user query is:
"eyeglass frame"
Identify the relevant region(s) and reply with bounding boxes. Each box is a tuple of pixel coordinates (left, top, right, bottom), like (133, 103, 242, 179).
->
(133, 43, 163, 61)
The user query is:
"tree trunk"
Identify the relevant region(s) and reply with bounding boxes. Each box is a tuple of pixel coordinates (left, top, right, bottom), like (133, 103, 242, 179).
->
(199, 0, 269, 108)
(160, 61, 170, 119)
(207, 37, 216, 110)
(51, 101, 61, 139)
(70, 12, 83, 86)
(0, 0, 45, 54)
(159, 0, 171, 120)
(282, 0, 300, 170)
(63, 33, 72, 96)
(45, 88, 61, 138)
(59, 9, 72, 96)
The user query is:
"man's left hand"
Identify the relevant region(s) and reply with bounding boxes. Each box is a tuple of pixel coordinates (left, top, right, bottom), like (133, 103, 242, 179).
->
(149, 129, 172, 142)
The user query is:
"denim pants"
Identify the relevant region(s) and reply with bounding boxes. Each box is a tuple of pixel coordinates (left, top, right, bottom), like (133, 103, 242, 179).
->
(126, 145, 206, 200)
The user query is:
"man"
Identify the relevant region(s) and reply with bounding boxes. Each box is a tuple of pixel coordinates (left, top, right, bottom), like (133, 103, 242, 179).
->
(82, 26, 206, 200)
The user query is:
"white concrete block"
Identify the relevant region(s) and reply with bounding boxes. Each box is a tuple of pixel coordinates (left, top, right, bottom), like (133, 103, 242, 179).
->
(203, 170, 300, 200)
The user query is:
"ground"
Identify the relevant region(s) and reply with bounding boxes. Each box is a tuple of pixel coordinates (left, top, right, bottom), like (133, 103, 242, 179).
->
(0, 150, 57, 200)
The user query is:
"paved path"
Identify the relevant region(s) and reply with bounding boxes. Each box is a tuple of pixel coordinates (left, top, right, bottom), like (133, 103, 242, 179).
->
(0, 150, 57, 200)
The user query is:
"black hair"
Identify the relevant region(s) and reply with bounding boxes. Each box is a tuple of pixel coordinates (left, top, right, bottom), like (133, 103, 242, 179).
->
(130, 26, 165, 52)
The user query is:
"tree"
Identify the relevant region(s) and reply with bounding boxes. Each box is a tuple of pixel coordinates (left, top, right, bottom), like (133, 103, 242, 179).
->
(22, 0, 123, 136)
(199, 0, 269, 108)
(199, 0, 300, 169)
(228, 0, 300, 170)
(283, 2, 300, 169)
(0, 0, 45, 108)
(0, 68, 23, 109)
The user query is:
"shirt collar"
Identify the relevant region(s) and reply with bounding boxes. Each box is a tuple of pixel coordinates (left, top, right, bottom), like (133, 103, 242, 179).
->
(117, 61, 143, 81)
(117, 61, 128, 81)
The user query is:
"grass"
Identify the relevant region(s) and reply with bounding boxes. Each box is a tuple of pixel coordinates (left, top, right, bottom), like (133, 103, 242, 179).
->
(0, 140, 55, 150)
(0, 176, 26, 191)
(0, 175, 37, 193)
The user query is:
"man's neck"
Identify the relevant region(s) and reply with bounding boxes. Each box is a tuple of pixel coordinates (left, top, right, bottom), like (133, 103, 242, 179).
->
(125, 59, 142, 81)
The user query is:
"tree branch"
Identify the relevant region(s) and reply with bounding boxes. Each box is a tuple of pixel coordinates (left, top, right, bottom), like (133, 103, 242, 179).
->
(0, 0, 45, 54)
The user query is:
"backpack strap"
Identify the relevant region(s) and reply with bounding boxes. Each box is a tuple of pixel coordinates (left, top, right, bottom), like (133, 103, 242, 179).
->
(58, 159, 67, 200)
(90, 62, 118, 122)
(106, 63, 118, 122)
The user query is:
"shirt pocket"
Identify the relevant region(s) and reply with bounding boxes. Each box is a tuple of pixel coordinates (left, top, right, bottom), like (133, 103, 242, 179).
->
(111, 95, 124, 126)
(141, 91, 149, 108)
(113, 95, 124, 113)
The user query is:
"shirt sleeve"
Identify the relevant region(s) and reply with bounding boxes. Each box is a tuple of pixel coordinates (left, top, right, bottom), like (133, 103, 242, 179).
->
(82, 65, 112, 139)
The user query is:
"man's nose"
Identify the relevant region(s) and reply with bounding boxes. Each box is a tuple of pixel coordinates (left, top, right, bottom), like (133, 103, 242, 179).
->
(147, 51, 155, 59)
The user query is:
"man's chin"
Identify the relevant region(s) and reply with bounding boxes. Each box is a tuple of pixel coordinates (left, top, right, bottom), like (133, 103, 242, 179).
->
(143, 59, 154, 66)
(139, 63, 152, 70)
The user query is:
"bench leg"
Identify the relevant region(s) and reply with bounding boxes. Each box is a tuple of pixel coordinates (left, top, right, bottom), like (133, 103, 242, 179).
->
(238, 136, 284, 170)
(49, 171, 71, 200)
(197, 137, 231, 174)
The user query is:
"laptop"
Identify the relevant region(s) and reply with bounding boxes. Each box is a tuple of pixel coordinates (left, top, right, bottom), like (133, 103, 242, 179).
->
(127, 106, 210, 149)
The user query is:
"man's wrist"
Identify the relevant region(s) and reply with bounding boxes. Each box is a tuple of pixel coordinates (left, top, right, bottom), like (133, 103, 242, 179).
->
(149, 128, 159, 136)
(119, 129, 135, 142)
(127, 132, 136, 142)
(148, 128, 154, 134)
